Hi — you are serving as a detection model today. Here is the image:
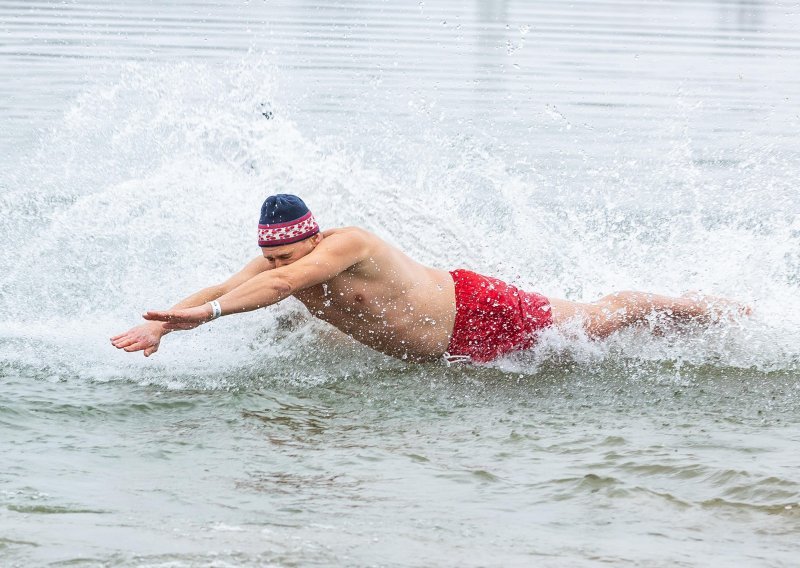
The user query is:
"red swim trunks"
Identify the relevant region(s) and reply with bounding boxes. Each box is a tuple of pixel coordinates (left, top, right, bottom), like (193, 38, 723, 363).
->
(446, 269, 553, 363)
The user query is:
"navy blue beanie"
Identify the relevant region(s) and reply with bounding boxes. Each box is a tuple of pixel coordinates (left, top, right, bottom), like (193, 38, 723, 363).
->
(257, 194, 320, 247)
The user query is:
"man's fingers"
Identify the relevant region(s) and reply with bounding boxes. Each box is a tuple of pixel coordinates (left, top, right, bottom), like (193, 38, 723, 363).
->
(113, 337, 138, 349)
(123, 341, 147, 352)
(110, 333, 131, 345)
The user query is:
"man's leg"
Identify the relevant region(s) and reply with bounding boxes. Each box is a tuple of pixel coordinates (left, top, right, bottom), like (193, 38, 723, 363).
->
(549, 291, 750, 339)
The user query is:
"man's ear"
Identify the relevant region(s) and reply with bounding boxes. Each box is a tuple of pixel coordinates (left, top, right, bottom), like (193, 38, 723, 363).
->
(311, 233, 323, 245)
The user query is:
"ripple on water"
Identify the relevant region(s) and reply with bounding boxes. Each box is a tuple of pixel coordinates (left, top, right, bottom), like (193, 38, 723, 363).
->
(6, 504, 109, 515)
(1, 1, 800, 564)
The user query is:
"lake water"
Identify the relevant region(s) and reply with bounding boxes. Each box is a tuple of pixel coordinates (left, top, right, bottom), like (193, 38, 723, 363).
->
(1, 1, 800, 566)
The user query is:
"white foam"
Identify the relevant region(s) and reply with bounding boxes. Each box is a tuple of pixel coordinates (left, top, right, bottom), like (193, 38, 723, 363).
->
(1, 56, 798, 384)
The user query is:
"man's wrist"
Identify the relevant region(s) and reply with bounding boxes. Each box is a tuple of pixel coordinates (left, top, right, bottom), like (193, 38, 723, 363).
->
(208, 300, 223, 319)
(147, 321, 170, 335)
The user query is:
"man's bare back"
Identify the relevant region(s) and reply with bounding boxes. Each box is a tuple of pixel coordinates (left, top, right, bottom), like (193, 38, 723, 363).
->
(111, 195, 750, 363)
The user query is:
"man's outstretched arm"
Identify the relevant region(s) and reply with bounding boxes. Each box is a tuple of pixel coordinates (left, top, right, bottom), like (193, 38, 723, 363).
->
(142, 231, 370, 330)
(110, 255, 272, 356)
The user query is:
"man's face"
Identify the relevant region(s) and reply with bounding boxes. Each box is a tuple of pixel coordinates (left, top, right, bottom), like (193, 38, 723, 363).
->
(261, 235, 319, 268)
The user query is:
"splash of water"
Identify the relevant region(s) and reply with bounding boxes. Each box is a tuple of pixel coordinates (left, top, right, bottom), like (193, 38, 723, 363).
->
(1, 57, 798, 384)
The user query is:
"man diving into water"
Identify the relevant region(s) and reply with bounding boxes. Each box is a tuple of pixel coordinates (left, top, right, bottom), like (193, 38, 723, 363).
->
(112, 194, 750, 363)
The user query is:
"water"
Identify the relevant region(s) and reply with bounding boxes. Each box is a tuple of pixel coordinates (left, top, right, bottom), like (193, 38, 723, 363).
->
(1, 0, 800, 565)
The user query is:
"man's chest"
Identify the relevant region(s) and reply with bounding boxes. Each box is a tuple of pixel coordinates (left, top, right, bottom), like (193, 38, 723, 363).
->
(294, 276, 377, 317)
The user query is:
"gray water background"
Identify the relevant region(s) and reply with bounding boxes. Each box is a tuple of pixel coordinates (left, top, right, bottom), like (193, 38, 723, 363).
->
(2, 1, 800, 566)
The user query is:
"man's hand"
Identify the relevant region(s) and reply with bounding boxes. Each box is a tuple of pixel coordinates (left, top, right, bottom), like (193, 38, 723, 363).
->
(142, 304, 214, 330)
(110, 322, 166, 357)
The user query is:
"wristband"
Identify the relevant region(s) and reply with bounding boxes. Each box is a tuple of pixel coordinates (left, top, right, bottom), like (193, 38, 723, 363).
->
(209, 300, 223, 320)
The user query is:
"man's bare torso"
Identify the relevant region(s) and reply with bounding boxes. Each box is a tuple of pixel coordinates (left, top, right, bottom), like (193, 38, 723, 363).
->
(293, 228, 456, 361)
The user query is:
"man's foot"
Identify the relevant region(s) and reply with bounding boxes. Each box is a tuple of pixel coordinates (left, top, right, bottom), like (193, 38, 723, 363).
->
(681, 291, 753, 318)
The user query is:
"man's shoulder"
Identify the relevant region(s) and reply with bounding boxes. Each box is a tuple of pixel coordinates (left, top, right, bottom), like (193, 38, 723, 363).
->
(311, 226, 375, 259)
(322, 226, 374, 239)
(320, 226, 382, 249)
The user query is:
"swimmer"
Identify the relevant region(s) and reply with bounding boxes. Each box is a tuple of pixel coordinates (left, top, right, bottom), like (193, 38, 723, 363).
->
(111, 194, 751, 363)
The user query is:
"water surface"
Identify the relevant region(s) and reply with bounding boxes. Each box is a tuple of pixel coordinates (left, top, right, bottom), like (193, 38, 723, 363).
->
(1, 1, 800, 566)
